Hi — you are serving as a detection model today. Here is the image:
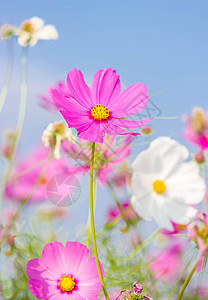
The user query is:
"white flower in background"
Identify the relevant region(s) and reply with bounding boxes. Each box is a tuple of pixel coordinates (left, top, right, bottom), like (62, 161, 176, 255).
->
(0, 23, 15, 40)
(42, 121, 75, 160)
(130, 137, 206, 230)
(15, 16, 58, 47)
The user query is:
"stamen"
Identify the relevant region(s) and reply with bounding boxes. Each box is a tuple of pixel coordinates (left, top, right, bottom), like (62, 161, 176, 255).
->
(91, 104, 110, 121)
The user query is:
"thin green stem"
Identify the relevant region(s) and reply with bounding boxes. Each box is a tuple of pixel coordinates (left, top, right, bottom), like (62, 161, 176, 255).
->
(90, 142, 109, 300)
(86, 170, 98, 249)
(0, 47, 28, 212)
(15, 46, 28, 150)
(0, 39, 14, 113)
(177, 263, 197, 300)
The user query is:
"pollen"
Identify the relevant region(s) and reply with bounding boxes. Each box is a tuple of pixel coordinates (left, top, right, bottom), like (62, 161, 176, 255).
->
(153, 180, 166, 194)
(91, 104, 110, 121)
(59, 275, 75, 292)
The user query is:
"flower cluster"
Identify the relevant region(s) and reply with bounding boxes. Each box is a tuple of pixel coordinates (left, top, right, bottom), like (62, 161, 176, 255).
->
(0, 16, 58, 46)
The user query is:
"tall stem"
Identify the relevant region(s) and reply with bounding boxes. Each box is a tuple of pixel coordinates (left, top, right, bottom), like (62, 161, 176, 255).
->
(15, 46, 28, 150)
(0, 47, 28, 212)
(0, 39, 14, 113)
(90, 142, 109, 300)
(177, 263, 197, 300)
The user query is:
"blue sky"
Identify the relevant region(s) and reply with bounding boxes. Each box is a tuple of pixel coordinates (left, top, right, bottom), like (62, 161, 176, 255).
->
(0, 1, 208, 234)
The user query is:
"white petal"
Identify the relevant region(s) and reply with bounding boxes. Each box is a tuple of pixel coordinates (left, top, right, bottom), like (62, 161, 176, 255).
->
(165, 201, 197, 224)
(166, 162, 206, 204)
(30, 17, 44, 30)
(130, 194, 152, 221)
(151, 194, 173, 230)
(18, 33, 30, 46)
(37, 25, 58, 40)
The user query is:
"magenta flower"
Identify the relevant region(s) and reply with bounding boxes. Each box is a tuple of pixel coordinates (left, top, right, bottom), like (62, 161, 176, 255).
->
(39, 82, 69, 112)
(187, 211, 208, 272)
(27, 241, 104, 299)
(53, 68, 152, 143)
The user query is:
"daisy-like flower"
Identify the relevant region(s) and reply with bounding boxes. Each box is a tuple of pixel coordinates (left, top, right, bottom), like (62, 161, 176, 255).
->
(188, 212, 208, 272)
(52, 68, 153, 143)
(0, 23, 15, 40)
(27, 241, 104, 300)
(42, 121, 75, 160)
(39, 82, 68, 112)
(15, 16, 58, 47)
(131, 137, 206, 230)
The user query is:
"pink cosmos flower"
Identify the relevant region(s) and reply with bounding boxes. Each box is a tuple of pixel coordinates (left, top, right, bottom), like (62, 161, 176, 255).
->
(27, 241, 104, 299)
(39, 82, 68, 112)
(52, 68, 153, 143)
(187, 211, 208, 272)
(150, 243, 183, 283)
(62, 134, 132, 188)
(183, 107, 208, 151)
(6, 146, 70, 203)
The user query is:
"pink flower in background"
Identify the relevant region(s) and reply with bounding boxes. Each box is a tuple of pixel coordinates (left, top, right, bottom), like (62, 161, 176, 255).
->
(27, 241, 103, 299)
(53, 68, 153, 143)
(150, 243, 183, 283)
(188, 211, 208, 272)
(6, 146, 70, 203)
(39, 82, 68, 112)
(183, 107, 208, 151)
(107, 201, 139, 224)
(63, 134, 132, 188)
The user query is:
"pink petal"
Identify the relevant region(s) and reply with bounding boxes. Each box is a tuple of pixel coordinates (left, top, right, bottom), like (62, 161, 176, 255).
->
(103, 121, 141, 136)
(76, 257, 103, 300)
(113, 117, 153, 129)
(67, 69, 92, 109)
(28, 279, 59, 299)
(110, 82, 149, 117)
(27, 258, 57, 281)
(64, 241, 90, 275)
(77, 122, 104, 143)
(41, 242, 68, 277)
(61, 111, 94, 132)
(91, 68, 121, 106)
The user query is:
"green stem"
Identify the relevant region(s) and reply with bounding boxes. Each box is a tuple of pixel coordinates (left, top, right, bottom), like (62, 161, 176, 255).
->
(0, 39, 14, 113)
(15, 46, 28, 150)
(86, 170, 98, 249)
(177, 263, 197, 300)
(90, 142, 109, 300)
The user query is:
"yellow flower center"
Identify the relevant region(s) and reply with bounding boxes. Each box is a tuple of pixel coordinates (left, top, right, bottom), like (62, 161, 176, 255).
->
(22, 22, 34, 33)
(59, 275, 75, 292)
(91, 104, 110, 121)
(153, 180, 166, 194)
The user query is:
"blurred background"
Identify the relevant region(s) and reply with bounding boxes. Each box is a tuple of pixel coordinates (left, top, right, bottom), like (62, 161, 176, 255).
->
(0, 0, 208, 238)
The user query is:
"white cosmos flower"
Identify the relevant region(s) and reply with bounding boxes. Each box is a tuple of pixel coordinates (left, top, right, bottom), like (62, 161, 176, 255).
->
(0, 23, 15, 40)
(130, 137, 206, 230)
(15, 17, 58, 47)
